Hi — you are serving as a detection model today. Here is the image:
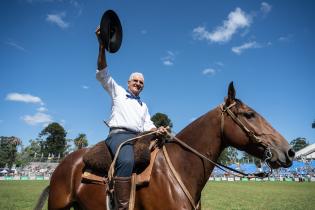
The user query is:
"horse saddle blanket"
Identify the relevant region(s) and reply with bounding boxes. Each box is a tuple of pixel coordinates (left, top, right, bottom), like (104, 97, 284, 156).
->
(81, 134, 159, 186)
(82, 147, 159, 186)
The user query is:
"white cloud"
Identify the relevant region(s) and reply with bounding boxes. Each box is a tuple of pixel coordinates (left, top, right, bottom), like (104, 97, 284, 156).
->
(28, 0, 82, 16)
(215, 62, 224, 67)
(161, 51, 176, 66)
(5, 93, 44, 105)
(5, 40, 26, 52)
(163, 60, 173, 66)
(46, 12, 69, 29)
(193, 8, 251, 43)
(37, 107, 48, 112)
(231, 41, 260, 55)
(70, 0, 83, 16)
(202, 68, 217, 76)
(60, 119, 66, 127)
(278, 34, 294, 42)
(82, 85, 89, 89)
(261, 2, 272, 15)
(22, 112, 53, 126)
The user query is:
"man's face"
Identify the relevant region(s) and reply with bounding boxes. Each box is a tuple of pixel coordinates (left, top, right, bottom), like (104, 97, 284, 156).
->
(128, 75, 144, 96)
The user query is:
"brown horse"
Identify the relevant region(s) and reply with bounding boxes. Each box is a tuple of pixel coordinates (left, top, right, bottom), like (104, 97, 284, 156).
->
(35, 82, 294, 210)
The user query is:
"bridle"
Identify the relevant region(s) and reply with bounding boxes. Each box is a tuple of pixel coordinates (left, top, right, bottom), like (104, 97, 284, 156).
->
(220, 102, 268, 148)
(167, 101, 273, 179)
(161, 101, 274, 209)
(218, 101, 273, 176)
(105, 101, 275, 210)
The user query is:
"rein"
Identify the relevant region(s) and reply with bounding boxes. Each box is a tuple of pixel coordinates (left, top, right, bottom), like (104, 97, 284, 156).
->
(107, 102, 273, 209)
(167, 102, 273, 179)
(161, 102, 274, 210)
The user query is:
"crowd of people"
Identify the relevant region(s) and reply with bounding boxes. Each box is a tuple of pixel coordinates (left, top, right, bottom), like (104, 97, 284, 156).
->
(1, 160, 314, 182)
(210, 160, 315, 181)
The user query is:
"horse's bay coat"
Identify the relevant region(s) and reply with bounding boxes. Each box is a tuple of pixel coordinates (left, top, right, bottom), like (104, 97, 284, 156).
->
(35, 82, 294, 210)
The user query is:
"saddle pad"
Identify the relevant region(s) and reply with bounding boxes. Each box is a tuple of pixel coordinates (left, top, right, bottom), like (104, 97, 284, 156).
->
(81, 147, 160, 187)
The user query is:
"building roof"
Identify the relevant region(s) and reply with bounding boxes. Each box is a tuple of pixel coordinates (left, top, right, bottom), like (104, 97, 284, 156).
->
(295, 143, 315, 159)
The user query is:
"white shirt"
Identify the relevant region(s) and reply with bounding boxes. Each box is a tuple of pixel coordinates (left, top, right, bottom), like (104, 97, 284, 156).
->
(96, 67, 156, 133)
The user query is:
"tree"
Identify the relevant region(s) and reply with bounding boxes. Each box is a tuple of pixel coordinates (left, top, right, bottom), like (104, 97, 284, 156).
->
(240, 151, 261, 167)
(290, 137, 309, 152)
(312, 120, 315, 128)
(15, 139, 42, 167)
(151, 112, 173, 131)
(39, 122, 67, 158)
(218, 148, 229, 165)
(0, 136, 21, 168)
(218, 147, 238, 165)
(73, 133, 88, 150)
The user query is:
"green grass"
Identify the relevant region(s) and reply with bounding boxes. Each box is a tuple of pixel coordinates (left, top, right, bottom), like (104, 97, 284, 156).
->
(202, 181, 315, 210)
(0, 181, 49, 210)
(0, 181, 315, 210)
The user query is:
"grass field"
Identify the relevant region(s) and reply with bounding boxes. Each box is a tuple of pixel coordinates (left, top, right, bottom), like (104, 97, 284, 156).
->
(0, 181, 314, 210)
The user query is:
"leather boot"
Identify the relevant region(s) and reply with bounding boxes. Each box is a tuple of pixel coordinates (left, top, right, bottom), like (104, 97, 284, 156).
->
(113, 176, 131, 210)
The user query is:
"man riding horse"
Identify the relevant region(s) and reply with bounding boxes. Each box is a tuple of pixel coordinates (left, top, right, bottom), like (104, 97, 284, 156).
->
(33, 10, 295, 210)
(95, 22, 167, 209)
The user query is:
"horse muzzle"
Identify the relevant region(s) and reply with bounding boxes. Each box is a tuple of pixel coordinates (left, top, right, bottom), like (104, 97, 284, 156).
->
(267, 147, 295, 169)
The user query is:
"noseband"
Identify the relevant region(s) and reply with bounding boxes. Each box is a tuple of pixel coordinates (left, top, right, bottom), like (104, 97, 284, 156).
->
(220, 102, 273, 175)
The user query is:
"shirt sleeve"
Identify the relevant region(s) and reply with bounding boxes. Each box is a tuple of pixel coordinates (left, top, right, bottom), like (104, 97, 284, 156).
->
(143, 106, 156, 131)
(96, 67, 122, 98)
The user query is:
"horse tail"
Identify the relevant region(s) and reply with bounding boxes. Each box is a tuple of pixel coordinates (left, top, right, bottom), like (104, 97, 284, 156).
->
(34, 185, 50, 210)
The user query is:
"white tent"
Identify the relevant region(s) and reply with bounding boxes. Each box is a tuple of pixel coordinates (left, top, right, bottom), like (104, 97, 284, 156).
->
(0, 169, 8, 174)
(295, 143, 315, 160)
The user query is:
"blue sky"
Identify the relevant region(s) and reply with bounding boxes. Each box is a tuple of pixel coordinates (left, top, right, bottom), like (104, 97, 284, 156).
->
(0, 0, 314, 148)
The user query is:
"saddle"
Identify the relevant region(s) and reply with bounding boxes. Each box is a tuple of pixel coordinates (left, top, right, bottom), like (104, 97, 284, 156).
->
(81, 132, 161, 186)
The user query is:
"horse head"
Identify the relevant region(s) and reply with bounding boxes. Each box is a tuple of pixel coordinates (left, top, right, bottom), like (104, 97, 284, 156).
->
(221, 82, 294, 169)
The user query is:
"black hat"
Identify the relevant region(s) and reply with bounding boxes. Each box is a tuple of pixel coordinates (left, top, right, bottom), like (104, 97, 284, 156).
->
(100, 10, 123, 53)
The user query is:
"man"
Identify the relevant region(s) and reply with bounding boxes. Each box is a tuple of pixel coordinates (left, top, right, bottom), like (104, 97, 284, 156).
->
(95, 27, 166, 210)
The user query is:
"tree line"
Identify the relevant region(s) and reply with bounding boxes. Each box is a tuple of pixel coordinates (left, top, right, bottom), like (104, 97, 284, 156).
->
(0, 112, 173, 168)
(0, 113, 312, 169)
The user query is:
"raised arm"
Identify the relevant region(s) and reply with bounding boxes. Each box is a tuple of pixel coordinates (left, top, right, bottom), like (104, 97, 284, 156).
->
(95, 26, 107, 70)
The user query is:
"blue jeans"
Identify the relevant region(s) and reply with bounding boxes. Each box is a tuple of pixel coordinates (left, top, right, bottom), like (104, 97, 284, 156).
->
(105, 131, 137, 177)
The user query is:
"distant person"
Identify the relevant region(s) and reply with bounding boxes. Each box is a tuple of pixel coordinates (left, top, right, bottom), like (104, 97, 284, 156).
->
(95, 26, 167, 210)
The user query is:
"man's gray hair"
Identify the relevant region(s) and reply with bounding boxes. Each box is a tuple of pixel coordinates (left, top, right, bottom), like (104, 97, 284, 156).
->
(129, 72, 144, 81)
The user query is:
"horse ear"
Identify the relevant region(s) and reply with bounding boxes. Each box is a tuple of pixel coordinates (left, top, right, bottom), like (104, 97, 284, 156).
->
(226, 81, 236, 105)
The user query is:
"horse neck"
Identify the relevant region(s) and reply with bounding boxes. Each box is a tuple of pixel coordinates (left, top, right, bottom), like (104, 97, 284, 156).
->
(165, 106, 223, 200)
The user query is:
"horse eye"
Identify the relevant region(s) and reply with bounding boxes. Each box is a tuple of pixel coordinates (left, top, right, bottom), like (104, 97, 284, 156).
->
(243, 112, 255, 119)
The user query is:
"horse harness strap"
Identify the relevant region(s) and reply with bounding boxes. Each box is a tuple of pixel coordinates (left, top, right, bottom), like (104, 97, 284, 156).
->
(219, 103, 267, 147)
(163, 146, 200, 210)
(165, 102, 273, 178)
(167, 132, 251, 178)
(219, 102, 273, 175)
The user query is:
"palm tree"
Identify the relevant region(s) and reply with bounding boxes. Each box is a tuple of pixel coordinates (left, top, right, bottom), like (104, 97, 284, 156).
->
(74, 134, 88, 150)
(9, 137, 21, 146)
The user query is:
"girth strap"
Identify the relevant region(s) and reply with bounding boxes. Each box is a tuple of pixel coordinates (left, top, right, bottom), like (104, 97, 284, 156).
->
(163, 146, 200, 210)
